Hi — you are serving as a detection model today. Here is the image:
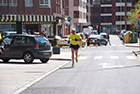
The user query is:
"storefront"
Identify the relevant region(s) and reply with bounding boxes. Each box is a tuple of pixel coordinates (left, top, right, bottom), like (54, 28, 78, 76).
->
(0, 14, 56, 35)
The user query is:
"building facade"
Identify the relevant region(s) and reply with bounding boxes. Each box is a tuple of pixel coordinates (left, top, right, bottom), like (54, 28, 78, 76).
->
(0, 0, 69, 37)
(91, 0, 138, 33)
(69, 0, 87, 32)
(86, 0, 92, 25)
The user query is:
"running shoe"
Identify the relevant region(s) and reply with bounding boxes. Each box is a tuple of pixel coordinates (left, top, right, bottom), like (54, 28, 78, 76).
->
(72, 62, 74, 67)
(75, 58, 78, 63)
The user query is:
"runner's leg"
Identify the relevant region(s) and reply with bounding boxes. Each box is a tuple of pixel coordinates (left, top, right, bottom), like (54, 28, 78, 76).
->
(71, 48, 74, 63)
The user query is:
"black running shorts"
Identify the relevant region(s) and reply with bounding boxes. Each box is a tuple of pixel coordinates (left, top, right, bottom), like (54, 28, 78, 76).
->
(70, 44, 79, 50)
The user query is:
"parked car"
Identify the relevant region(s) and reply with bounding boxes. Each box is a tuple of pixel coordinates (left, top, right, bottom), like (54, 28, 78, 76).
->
(119, 30, 126, 40)
(87, 34, 107, 46)
(91, 30, 98, 35)
(0, 34, 52, 63)
(47, 35, 62, 46)
(1, 31, 17, 38)
(57, 35, 69, 46)
(100, 32, 107, 39)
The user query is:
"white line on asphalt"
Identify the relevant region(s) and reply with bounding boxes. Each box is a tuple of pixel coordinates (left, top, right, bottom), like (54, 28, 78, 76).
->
(110, 56, 119, 59)
(126, 56, 136, 59)
(78, 56, 87, 59)
(111, 44, 116, 46)
(94, 56, 103, 59)
(119, 44, 124, 46)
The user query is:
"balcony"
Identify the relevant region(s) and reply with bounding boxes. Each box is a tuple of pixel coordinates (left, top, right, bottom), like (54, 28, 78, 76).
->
(116, 2, 125, 6)
(101, 4, 112, 7)
(101, 22, 112, 25)
(116, 21, 125, 25)
(101, 13, 112, 16)
(127, 21, 131, 25)
(127, 12, 131, 15)
(116, 12, 125, 16)
(127, 3, 132, 7)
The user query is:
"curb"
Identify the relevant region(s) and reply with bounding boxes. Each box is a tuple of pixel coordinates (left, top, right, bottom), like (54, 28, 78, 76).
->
(11, 61, 71, 94)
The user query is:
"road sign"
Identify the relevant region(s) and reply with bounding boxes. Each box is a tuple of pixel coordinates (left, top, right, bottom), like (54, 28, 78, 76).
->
(137, 20, 140, 27)
(137, 11, 140, 19)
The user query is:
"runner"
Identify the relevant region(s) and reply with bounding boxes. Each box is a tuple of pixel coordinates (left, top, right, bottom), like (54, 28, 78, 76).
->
(69, 28, 82, 67)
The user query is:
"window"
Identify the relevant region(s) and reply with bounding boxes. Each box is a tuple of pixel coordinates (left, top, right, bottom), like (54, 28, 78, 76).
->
(40, 0, 50, 7)
(101, 0, 104, 4)
(127, 7, 131, 11)
(74, 11, 79, 18)
(93, 7, 100, 14)
(106, 16, 111, 20)
(92, 17, 100, 23)
(101, 17, 104, 22)
(118, 16, 123, 21)
(13, 37, 26, 44)
(3, 36, 13, 45)
(118, 7, 123, 12)
(0, 0, 7, 6)
(25, 0, 33, 7)
(74, 0, 79, 6)
(9, 0, 17, 6)
(106, 7, 111, 12)
(93, 0, 100, 5)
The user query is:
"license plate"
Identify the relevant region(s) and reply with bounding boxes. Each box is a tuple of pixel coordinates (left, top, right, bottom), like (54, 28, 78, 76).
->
(44, 53, 49, 55)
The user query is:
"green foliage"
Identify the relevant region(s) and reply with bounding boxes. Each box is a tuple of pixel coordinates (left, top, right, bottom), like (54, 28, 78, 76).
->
(128, 0, 140, 30)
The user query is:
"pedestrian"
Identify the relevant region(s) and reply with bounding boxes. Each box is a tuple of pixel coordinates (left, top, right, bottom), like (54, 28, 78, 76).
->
(41, 31, 46, 37)
(107, 33, 111, 45)
(69, 28, 82, 67)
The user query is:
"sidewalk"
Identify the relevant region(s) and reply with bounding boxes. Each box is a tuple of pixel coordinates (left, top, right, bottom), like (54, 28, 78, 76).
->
(0, 49, 75, 94)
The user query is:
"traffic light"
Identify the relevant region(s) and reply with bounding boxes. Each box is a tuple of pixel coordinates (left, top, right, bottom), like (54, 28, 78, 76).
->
(67, 17, 71, 22)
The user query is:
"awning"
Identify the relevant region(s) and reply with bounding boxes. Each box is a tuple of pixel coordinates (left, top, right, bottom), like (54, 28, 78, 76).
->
(0, 14, 55, 24)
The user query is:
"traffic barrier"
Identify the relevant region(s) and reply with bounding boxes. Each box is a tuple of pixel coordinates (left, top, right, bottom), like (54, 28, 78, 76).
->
(89, 39, 98, 48)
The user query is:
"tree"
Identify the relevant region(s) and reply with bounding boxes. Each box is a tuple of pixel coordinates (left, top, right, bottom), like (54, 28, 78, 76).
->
(128, 0, 140, 31)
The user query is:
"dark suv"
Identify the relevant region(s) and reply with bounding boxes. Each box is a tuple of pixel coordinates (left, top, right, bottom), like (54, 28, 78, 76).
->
(0, 34, 52, 63)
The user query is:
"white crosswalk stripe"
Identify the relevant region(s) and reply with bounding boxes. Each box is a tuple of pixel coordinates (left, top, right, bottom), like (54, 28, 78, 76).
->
(93, 56, 136, 60)
(110, 56, 119, 59)
(94, 56, 103, 59)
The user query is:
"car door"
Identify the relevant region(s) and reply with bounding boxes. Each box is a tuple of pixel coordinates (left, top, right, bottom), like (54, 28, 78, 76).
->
(10, 36, 26, 58)
(1, 36, 14, 57)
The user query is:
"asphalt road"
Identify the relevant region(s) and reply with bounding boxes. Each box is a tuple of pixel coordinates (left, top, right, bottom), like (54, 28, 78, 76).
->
(19, 35, 140, 94)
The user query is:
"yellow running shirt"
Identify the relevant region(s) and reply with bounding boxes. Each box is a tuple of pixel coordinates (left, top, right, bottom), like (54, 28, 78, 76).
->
(69, 34, 82, 45)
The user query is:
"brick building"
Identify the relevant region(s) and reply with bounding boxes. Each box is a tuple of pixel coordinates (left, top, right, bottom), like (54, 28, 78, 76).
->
(0, 0, 69, 37)
(91, 0, 138, 34)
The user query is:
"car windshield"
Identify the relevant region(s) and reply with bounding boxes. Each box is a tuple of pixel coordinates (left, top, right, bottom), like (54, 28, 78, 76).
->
(35, 37, 49, 44)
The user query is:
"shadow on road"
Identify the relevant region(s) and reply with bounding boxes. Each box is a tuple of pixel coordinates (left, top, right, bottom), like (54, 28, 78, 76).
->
(0, 61, 45, 65)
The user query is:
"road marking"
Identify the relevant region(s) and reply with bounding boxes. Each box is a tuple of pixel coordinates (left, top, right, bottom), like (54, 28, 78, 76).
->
(110, 56, 119, 59)
(78, 56, 87, 59)
(94, 56, 103, 59)
(99, 63, 124, 68)
(119, 44, 124, 46)
(126, 56, 136, 59)
(112, 44, 116, 46)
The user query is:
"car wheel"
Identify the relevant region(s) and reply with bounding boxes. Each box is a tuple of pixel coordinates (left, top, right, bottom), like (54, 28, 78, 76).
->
(40, 58, 49, 63)
(2, 58, 10, 63)
(23, 52, 34, 64)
